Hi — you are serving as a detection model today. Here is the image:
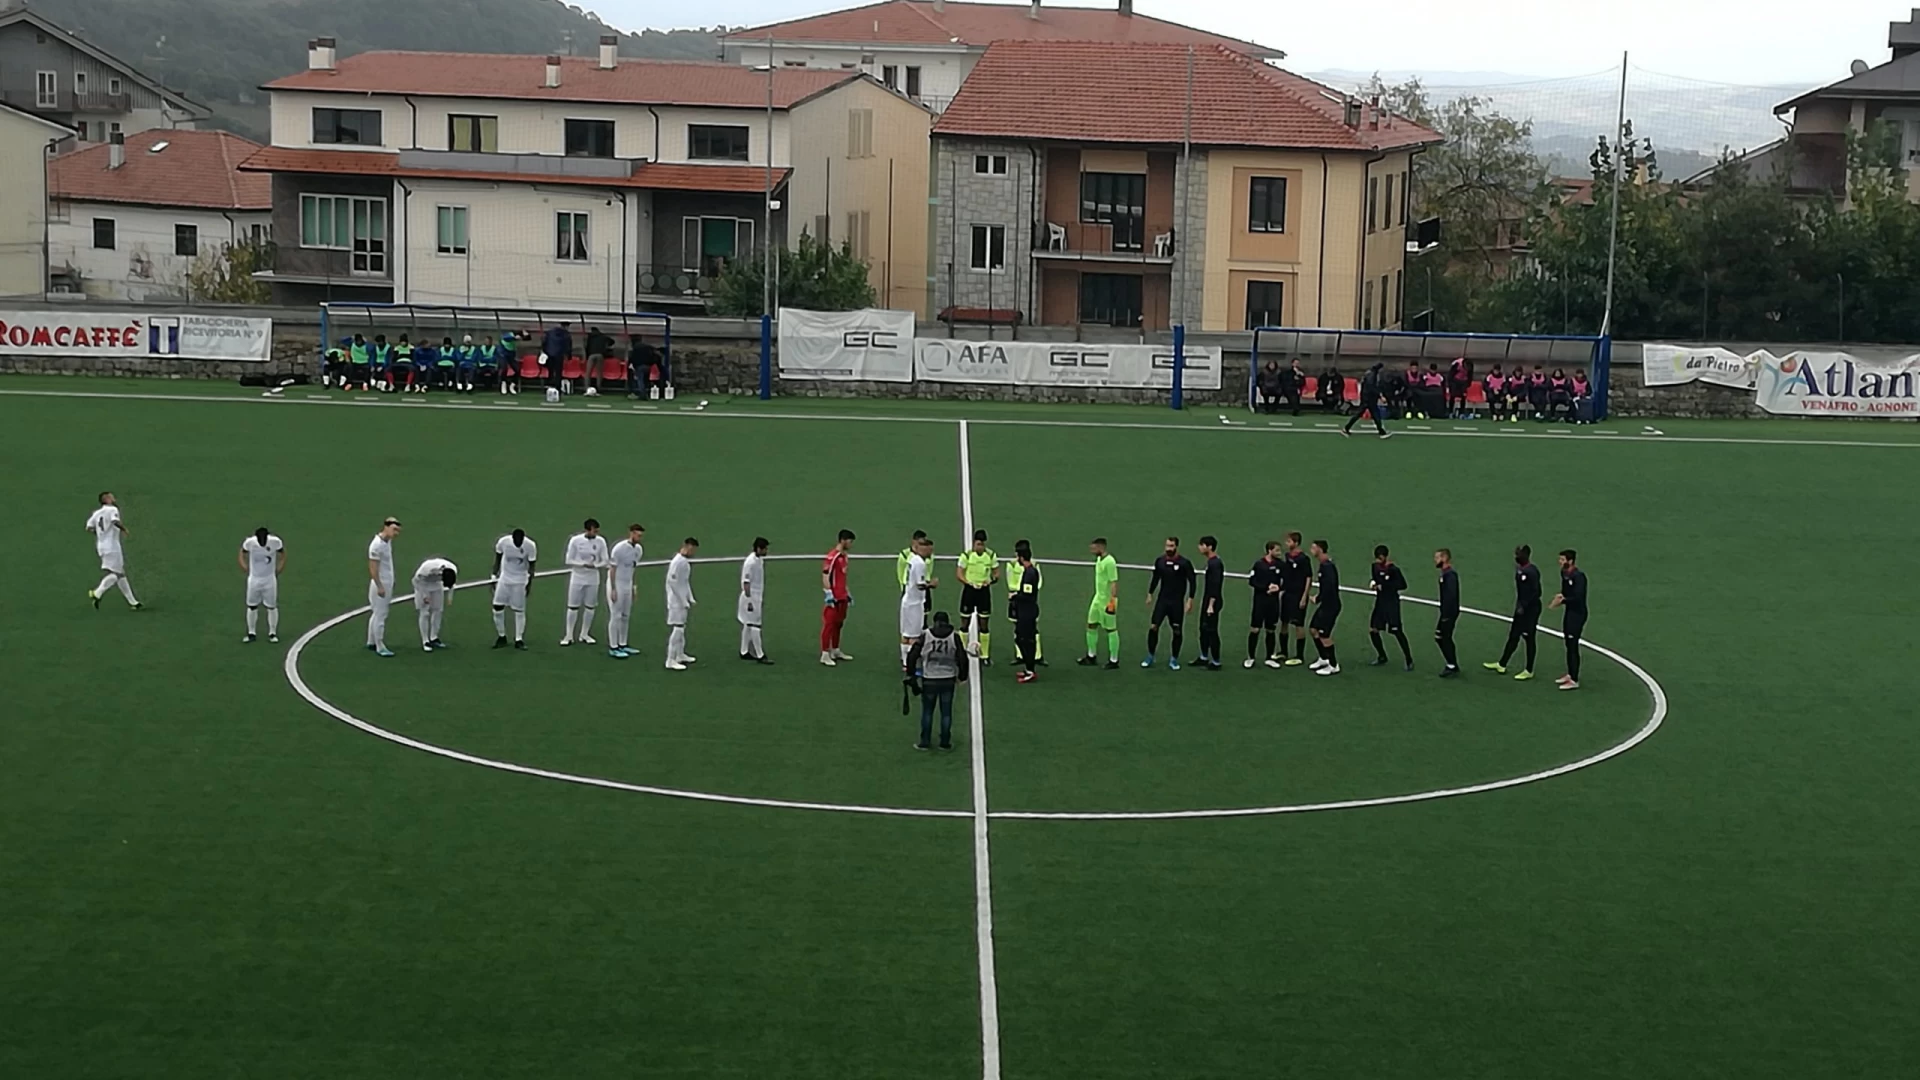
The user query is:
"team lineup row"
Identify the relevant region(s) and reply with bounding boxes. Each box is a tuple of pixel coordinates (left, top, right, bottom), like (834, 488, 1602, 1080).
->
(85, 492, 1592, 690)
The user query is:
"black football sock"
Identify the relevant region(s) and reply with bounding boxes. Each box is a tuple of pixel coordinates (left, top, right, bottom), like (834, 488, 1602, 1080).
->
(1326, 645, 1338, 666)
(1369, 631, 1387, 662)
(1146, 627, 1160, 657)
(1523, 634, 1537, 672)
(1393, 629, 1413, 664)
(1171, 630, 1184, 658)
(1248, 632, 1260, 660)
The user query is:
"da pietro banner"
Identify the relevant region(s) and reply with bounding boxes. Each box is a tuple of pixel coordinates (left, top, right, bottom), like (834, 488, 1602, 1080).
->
(1640, 344, 1757, 389)
(0, 310, 272, 361)
(1754, 351, 1920, 416)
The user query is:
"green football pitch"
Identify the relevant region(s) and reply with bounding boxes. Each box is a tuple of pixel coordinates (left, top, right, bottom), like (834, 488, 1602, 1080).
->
(3, 378, 1917, 1079)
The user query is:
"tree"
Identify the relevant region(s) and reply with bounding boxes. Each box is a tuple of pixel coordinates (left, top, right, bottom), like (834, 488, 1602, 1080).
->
(709, 234, 876, 317)
(183, 241, 274, 305)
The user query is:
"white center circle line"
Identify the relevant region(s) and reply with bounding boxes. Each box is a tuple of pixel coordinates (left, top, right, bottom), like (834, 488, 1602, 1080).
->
(283, 553, 1667, 821)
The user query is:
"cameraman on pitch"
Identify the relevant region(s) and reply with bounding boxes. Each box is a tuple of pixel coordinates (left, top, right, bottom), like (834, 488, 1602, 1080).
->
(906, 610, 967, 751)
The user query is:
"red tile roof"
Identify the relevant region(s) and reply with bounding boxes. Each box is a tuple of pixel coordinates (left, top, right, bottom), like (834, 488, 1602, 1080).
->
(236, 146, 788, 194)
(934, 41, 1441, 152)
(264, 52, 855, 109)
(726, 0, 1280, 57)
(47, 129, 269, 210)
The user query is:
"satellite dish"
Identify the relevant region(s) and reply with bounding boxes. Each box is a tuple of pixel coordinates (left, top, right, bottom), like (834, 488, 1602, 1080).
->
(1851, 59, 1870, 76)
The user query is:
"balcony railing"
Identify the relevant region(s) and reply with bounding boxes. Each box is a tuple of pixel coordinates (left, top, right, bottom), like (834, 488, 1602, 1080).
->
(637, 264, 721, 298)
(1032, 220, 1175, 263)
(73, 92, 132, 114)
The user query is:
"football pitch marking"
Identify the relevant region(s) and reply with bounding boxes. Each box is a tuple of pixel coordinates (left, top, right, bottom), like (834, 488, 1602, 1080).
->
(6, 386, 1920, 449)
(957, 420, 1004, 1080)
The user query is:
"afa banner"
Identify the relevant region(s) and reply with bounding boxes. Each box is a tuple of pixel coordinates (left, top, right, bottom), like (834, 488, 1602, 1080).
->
(915, 339, 1224, 391)
(1755, 351, 1920, 416)
(776, 307, 914, 383)
(0, 310, 272, 361)
(1640, 344, 1757, 389)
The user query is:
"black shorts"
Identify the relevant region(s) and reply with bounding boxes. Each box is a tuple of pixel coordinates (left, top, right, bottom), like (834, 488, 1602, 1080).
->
(1435, 614, 1458, 638)
(1563, 612, 1588, 640)
(1309, 601, 1341, 635)
(1250, 596, 1280, 629)
(1150, 600, 1185, 629)
(1370, 603, 1402, 633)
(960, 585, 992, 617)
(1512, 607, 1541, 636)
(1280, 593, 1307, 626)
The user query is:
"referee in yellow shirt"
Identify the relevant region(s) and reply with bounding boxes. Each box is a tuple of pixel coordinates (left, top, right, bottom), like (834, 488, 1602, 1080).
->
(956, 530, 1000, 665)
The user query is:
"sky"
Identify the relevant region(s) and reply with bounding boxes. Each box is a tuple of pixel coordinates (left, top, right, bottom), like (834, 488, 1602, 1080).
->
(594, 0, 1908, 87)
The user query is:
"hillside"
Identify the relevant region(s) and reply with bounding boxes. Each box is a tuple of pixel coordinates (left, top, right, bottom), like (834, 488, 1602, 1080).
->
(28, 0, 726, 138)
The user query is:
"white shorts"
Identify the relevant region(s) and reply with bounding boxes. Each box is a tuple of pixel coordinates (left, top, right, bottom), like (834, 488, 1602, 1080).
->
(667, 603, 690, 627)
(737, 594, 761, 627)
(99, 552, 125, 574)
(413, 579, 445, 612)
(245, 578, 278, 608)
(899, 601, 925, 639)
(368, 579, 392, 614)
(606, 578, 635, 615)
(492, 579, 527, 610)
(566, 576, 598, 609)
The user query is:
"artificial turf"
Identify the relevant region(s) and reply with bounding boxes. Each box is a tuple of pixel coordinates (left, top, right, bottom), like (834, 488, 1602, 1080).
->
(2, 378, 1916, 1078)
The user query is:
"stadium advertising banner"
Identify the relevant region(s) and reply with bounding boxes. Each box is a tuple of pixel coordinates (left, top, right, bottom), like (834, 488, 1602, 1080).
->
(915, 340, 1224, 391)
(1640, 344, 1757, 389)
(776, 307, 915, 382)
(1754, 351, 1920, 417)
(0, 310, 272, 362)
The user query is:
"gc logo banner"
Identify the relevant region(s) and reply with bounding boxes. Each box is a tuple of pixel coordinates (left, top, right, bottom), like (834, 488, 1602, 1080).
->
(842, 329, 900, 350)
(776, 307, 916, 382)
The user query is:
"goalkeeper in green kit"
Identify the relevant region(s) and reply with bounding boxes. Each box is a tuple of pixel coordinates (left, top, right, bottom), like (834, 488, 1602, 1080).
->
(1079, 537, 1122, 669)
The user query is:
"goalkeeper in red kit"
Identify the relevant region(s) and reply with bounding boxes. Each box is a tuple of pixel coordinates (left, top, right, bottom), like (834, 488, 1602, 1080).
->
(820, 529, 856, 666)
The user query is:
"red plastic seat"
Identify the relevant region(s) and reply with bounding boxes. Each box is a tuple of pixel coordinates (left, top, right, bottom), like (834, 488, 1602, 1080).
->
(559, 355, 587, 379)
(602, 357, 629, 381)
(517, 353, 543, 379)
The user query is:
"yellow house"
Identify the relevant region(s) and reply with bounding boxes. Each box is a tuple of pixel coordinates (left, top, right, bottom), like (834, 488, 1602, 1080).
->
(930, 41, 1439, 332)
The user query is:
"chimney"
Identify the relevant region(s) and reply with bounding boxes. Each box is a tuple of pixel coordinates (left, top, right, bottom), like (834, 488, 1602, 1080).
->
(108, 130, 124, 169)
(308, 37, 337, 72)
(1342, 97, 1362, 128)
(544, 55, 562, 89)
(1029, 0, 1040, 19)
(932, 0, 944, 11)
(598, 34, 618, 71)
(1119, 0, 1133, 14)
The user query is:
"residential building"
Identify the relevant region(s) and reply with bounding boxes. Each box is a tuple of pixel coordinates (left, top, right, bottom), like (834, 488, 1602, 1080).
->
(47, 129, 271, 302)
(723, 0, 1281, 115)
(1766, 9, 1920, 199)
(0, 5, 206, 146)
(242, 39, 928, 313)
(0, 99, 70, 298)
(929, 41, 1439, 333)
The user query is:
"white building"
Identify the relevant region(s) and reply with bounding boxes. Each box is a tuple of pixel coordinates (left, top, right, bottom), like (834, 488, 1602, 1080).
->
(724, 0, 1282, 115)
(242, 38, 930, 312)
(0, 100, 71, 299)
(47, 129, 270, 302)
(0, 6, 206, 148)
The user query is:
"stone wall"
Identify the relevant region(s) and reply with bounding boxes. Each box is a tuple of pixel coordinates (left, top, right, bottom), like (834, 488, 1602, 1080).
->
(1603, 360, 1767, 419)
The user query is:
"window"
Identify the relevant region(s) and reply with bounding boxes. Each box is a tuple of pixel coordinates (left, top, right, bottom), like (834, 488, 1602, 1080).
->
(1384, 174, 1396, 229)
(36, 72, 57, 109)
(298, 194, 386, 274)
(782, 60, 809, 68)
(174, 224, 198, 258)
(312, 108, 383, 146)
(1246, 280, 1284, 330)
(448, 114, 499, 153)
(248, 223, 270, 247)
(1367, 175, 1379, 233)
(1362, 279, 1374, 330)
(882, 65, 898, 90)
(1392, 269, 1403, 325)
(1401, 172, 1411, 227)
(74, 71, 87, 94)
(905, 66, 921, 96)
(847, 110, 873, 158)
(1382, 274, 1393, 326)
(565, 119, 616, 159)
(682, 216, 753, 274)
(974, 154, 1008, 177)
(846, 210, 871, 260)
(1248, 176, 1287, 233)
(1080, 171, 1146, 251)
(1080, 273, 1143, 328)
(969, 224, 1004, 272)
(688, 124, 749, 161)
(92, 218, 116, 250)
(108, 122, 121, 137)
(555, 211, 590, 262)
(436, 205, 469, 256)
(109, 77, 122, 95)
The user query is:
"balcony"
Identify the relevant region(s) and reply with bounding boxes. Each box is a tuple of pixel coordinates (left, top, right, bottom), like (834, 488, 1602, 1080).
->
(73, 92, 132, 114)
(1031, 220, 1175, 266)
(636, 263, 721, 300)
(397, 149, 635, 180)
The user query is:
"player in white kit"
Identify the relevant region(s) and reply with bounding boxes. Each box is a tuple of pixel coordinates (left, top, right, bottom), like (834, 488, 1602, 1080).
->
(366, 517, 402, 657)
(490, 528, 537, 649)
(560, 519, 609, 646)
(238, 527, 285, 643)
(738, 537, 772, 664)
(411, 557, 458, 651)
(605, 524, 645, 658)
(664, 537, 699, 670)
(899, 533, 935, 669)
(85, 492, 142, 610)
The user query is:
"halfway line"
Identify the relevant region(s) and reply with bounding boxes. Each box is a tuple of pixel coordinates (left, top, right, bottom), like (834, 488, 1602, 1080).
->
(957, 419, 1004, 1080)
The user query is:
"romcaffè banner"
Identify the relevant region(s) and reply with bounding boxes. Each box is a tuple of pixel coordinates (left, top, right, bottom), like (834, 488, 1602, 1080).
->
(0, 310, 272, 361)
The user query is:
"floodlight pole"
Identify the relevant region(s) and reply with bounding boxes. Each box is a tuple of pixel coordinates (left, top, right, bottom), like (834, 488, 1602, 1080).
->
(1171, 45, 1194, 411)
(1599, 51, 1627, 338)
(764, 34, 775, 321)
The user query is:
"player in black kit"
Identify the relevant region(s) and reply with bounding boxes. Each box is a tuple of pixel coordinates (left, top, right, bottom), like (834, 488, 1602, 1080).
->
(1433, 548, 1461, 677)
(1279, 531, 1313, 665)
(1368, 545, 1415, 670)
(1551, 549, 1588, 691)
(1486, 544, 1543, 680)
(1306, 539, 1342, 676)
(1247, 541, 1286, 669)
(1141, 537, 1196, 670)
(1191, 536, 1226, 670)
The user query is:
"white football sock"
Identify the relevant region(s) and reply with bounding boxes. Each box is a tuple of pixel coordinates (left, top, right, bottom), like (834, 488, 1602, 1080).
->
(667, 625, 686, 663)
(513, 610, 526, 641)
(246, 607, 258, 635)
(563, 608, 578, 640)
(493, 607, 506, 636)
(749, 626, 764, 658)
(96, 572, 118, 596)
(117, 577, 139, 606)
(267, 607, 279, 635)
(741, 625, 752, 655)
(429, 606, 444, 641)
(418, 606, 433, 645)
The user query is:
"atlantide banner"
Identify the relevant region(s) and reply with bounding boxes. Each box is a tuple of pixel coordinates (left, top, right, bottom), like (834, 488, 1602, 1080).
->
(1754, 351, 1920, 416)
(776, 307, 914, 382)
(1640, 344, 1757, 389)
(914, 339, 1224, 391)
(0, 310, 272, 361)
